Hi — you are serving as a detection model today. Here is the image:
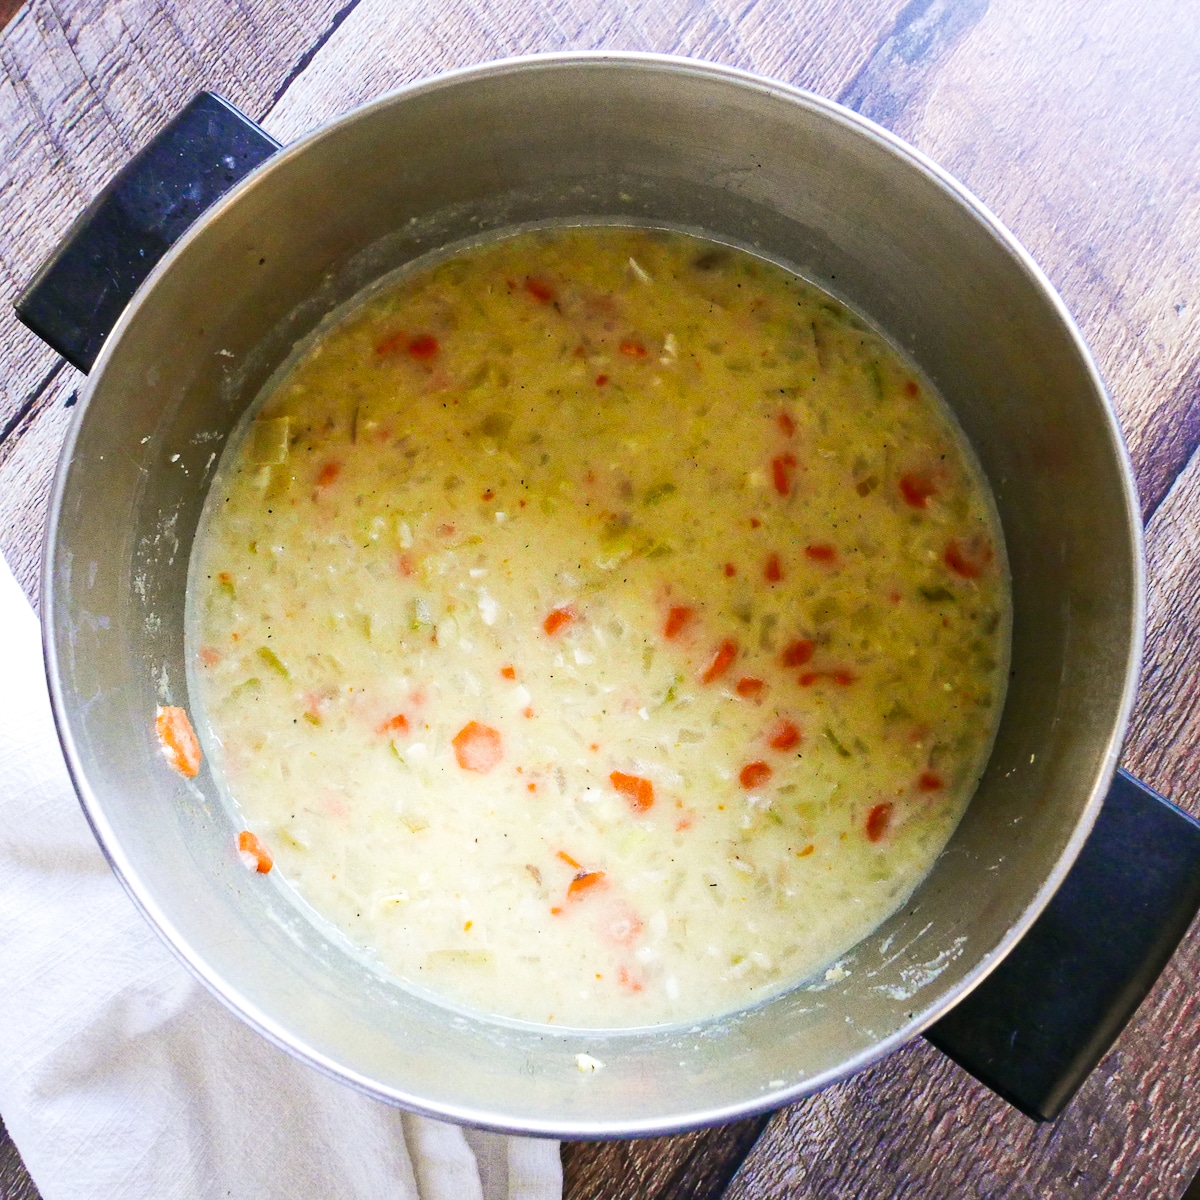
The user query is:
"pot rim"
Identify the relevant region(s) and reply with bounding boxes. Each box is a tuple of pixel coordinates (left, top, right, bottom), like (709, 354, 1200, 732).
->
(41, 50, 1146, 1137)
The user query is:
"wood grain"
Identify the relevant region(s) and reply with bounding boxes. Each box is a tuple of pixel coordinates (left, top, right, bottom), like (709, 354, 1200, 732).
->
(1, 0, 1200, 1196)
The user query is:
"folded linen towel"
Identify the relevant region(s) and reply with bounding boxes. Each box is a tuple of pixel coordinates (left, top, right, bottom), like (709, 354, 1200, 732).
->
(0, 551, 562, 1200)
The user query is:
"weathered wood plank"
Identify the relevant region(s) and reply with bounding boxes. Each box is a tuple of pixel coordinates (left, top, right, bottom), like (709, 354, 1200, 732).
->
(563, 1116, 770, 1200)
(0, 368, 77, 605)
(893, 0, 1200, 522)
(0, 0, 351, 432)
(260, 0, 916, 142)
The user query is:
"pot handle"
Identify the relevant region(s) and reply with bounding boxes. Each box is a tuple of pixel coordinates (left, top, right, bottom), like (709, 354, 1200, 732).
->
(14, 92, 280, 373)
(925, 768, 1200, 1120)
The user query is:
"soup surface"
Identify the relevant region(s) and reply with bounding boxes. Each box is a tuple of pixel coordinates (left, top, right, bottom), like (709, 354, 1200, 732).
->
(187, 227, 1009, 1027)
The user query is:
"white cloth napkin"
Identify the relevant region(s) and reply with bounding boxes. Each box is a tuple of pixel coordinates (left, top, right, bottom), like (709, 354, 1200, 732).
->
(0, 551, 562, 1200)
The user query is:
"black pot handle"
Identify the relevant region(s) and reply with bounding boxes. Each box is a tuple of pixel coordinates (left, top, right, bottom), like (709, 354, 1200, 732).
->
(17, 91, 1200, 1127)
(14, 92, 279, 373)
(926, 768, 1200, 1120)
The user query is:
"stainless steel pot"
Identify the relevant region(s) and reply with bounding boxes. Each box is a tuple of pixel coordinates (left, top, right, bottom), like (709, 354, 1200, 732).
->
(29, 54, 1187, 1137)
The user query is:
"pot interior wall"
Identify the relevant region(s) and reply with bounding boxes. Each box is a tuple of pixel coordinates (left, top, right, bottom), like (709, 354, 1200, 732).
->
(45, 58, 1139, 1135)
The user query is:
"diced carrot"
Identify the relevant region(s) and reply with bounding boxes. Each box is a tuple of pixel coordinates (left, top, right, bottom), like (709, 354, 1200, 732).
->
(557, 850, 582, 869)
(701, 639, 738, 684)
(663, 605, 695, 639)
(543, 606, 576, 635)
(237, 830, 273, 874)
(905, 380, 920, 397)
(899, 472, 937, 509)
(596, 374, 609, 386)
(610, 770, 655, 812)
(781, 639, 816, 667)
(724, 562, 737, 577)
(316, 461, 341, 487)
(398, 554, 415, 577)
(798, 670, 855, 687)
(452, 722, 503, 773)
(619, 339, 648, 358)
(768, 720, 801, 751)
(524, 277, 556, 304)
(523, 707, 534, 719)
(805, 543, 836, 562)
(437, 523, 456, 537)
(618, 965, 644, 993)
(771, 454, 797, 497)
(481, 488, 495, 501)
(945, 539, 991, 579)
(155, 705, 202, 779)
(736, 677, 765, 699)
(739, 761, 773, 790)
(865, 802, 893, 842)
(918, 771, 944, 791)
(764, 553, 783, 582)
(500, 665, 517, 680)
(749, 517, 761, 528)
(378, 713, 409, 734)
(198, 646, 221, 667)
(796, 844, 815, 857)
(567, 870, 607, 900)
(406, 334, 439, 360)
(777, 412, 795, 437)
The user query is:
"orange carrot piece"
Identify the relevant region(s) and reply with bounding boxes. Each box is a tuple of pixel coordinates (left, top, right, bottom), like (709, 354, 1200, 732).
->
(237, 830, 273, 874)
(500, 664, 517, 680)
(618, 965, 644, 992)
(524, 277, 556, 304)
(899, 472, 937, 509)
(781, 638, 816, 667)
(805, 543, 836, 562)
(663, 605, 695, 639)
(918, 771, 944, 791)
(771, 454, 797, 497)
(701, 639, 738, 684)
(724, 562, 737, 577)
(619, 339, 648, 358)
(764, 553, 783, 583)
(406, 333, 439, 360)
(736, 677, 765, 699)
(316, 461, 341, 488)
(155, 705, 202, 779)
(768, 720, 801, 751)
(865, 802, 893, 842)
(610, 770, 655, 812)
(796, 844, 815, 858)
(739, 761, 773, 790)
(945, 539, 990, 579)
(595, 373, 609, 386)
(378, 713, 409, 734)
(777, 412, 795, 437)
(543, 606, 576, 636)
(557, 850, 582, 869)
(567, 870, 607, 901)
(798, 670, 854, 687)
(452, 722, 503, 773)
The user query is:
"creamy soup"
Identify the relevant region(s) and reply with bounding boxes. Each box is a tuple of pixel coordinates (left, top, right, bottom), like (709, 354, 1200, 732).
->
(186, 227, 1009, 1028)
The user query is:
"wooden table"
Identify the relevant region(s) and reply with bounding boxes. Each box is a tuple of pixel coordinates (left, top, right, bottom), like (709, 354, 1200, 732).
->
(2, 1, 1199, 1197)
